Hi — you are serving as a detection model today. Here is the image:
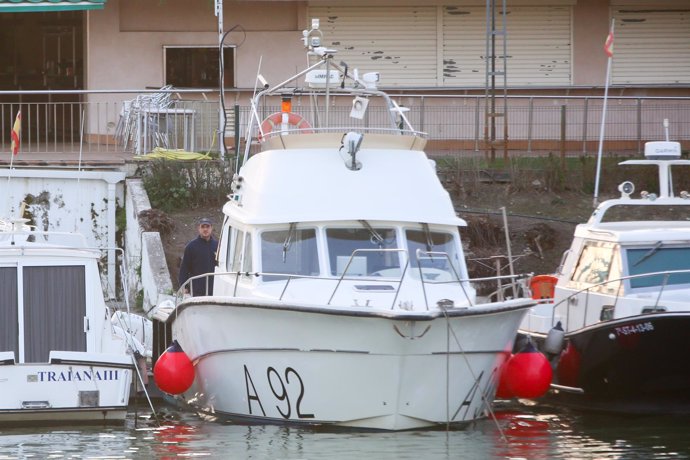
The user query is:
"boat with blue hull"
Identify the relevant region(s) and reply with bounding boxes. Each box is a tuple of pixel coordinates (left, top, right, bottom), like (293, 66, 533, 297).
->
(549, 312, 690, 413)
(520, 137, 690, 413)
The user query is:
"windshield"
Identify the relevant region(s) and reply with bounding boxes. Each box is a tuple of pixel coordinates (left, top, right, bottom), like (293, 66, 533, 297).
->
(326, 227, 399, 276)
(406, 229, 460, 281)
(261, 228, 319, 280)
(626, 246, 690, 288)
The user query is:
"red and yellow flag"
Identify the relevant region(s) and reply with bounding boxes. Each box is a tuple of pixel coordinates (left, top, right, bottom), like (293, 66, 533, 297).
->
(10, 110, 21, 156)
(604, 31, 614, 58)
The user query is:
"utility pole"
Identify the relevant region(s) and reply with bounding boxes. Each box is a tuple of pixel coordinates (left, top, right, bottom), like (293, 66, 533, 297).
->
(215, 0, 225, 161)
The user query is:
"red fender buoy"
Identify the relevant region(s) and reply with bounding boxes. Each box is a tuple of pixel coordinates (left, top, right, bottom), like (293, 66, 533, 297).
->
(495, 354, 514, 399)
(504, 341, 553, 399)
(153, 340, 195, 395)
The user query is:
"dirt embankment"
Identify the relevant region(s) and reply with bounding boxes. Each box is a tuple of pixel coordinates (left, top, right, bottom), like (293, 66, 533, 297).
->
(146, 183, 603, 291)
(454, 183, 600, 284)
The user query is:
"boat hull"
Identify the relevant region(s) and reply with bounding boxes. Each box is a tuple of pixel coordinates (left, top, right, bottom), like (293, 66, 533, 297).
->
(0, 361, 132, 425)
(169, 298, 531, 430)
(528, 312, 690, 414)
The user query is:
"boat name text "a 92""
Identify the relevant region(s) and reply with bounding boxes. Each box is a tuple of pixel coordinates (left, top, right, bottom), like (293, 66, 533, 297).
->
(244, 365, 315, 419)
(615, 322, 654, 336)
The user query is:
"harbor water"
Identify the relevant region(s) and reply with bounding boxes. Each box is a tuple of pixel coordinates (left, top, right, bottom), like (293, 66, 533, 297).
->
(1, 400, 689, 459)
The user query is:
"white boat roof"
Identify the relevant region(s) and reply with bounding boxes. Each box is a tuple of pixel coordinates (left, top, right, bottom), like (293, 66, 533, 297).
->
(224, 135, 465, 227)
(577, 196, 690, 244)
(575, 222, 690, 244)
(0, 228, 101, 259)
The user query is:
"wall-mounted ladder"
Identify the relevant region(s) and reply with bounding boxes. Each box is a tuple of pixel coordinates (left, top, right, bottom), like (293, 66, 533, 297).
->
(484, 0, 508, 161)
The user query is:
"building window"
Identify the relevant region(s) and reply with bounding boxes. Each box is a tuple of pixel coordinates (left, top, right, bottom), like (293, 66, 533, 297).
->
(164, 46, 234, 88)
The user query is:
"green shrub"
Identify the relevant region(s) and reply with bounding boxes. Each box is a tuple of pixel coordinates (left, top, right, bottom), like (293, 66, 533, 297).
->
(137, 159, 235, 212)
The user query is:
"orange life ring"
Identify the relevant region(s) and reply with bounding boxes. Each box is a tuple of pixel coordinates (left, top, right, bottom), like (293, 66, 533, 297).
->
(259, 112, 312, 141)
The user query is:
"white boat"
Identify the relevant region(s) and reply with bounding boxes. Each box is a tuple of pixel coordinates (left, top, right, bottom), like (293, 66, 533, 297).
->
(156, 21, 534, 431)
(0, 218, 149, 425)
(520, 138, 690, 413)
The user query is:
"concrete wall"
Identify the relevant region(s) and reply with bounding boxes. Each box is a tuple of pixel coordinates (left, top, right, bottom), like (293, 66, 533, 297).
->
(0, 168, 124, 295)
(86, 0, 306, 92)
(124, 178, 174, 315)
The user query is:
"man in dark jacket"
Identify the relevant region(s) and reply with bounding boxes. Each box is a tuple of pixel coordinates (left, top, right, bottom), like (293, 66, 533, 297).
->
(179, 217, 218, 296)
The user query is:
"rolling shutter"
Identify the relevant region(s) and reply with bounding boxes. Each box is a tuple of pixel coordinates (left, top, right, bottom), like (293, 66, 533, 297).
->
(611, 5, 690, 85)
(443, 5, 572, 87)
(307, 6, 438, 87)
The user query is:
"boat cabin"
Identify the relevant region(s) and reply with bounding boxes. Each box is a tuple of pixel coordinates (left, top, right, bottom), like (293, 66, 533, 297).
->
(552, 141, 690, 330)
(0, 230, 125, 364)
(213, 219, 472, 310)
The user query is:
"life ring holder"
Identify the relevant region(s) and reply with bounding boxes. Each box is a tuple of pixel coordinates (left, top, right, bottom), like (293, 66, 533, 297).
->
(259, 112, 312, 141)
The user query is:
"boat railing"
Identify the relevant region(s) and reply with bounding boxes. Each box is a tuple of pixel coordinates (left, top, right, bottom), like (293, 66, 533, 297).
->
(0, 227, 89, 247)
(326, 248, 411, 309)
(413, 249, 471, 309)
(178, 253, 529, 310)
(548, 268, 690, 331)
(258, 126, 427, 142)
(243, 53, 419, 165)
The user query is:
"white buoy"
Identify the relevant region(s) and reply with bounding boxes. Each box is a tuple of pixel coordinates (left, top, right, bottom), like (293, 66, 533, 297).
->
(543, 321, 565, 355)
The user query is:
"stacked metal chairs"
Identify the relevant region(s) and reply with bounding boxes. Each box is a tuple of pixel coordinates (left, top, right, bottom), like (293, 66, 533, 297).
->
(115, 85, 174, 153)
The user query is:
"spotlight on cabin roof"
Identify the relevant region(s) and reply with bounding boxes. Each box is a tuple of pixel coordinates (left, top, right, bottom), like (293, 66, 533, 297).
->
(644, 141, 681, 160)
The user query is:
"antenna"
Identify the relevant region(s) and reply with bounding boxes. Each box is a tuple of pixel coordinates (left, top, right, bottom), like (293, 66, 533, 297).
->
(663, 118, 670, 142)
(76, 109, 85, 232)
(241, 56, 266, 172)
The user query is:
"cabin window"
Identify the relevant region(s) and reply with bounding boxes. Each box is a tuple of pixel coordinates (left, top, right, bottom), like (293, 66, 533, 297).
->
(164, 46, 235, 88)
(243, 233, 253, 274)
(326, 227, 398, 276)
(227, 230, 253, 275)
(225, 227, 235, 272)
(405, 230, 460, 281)
(223, 226, 234, 271)
(231, 231, 245, 272)
(23, 265, 87, 363)
(571, 242, 616, 286)
(0, 267, 18, 361)
(261, 228, 318, 280)
(626, 246, 690, 288)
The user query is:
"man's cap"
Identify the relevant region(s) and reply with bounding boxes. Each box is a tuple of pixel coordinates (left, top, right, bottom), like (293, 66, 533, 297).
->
(198, 217, 213, 226)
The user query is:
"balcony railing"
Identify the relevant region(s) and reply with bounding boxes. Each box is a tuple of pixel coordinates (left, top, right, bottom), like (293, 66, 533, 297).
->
(1, 89, 689, 158)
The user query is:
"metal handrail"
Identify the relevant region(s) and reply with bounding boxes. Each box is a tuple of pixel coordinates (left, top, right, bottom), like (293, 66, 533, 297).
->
(3, 90, 690, 157)
(325, 248, 409, 308)
(549, 268, 690, 331)
(178, 253, 530, 310)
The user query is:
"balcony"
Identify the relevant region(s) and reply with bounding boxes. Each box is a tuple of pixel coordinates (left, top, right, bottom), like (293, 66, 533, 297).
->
(1, 89, 689, 166)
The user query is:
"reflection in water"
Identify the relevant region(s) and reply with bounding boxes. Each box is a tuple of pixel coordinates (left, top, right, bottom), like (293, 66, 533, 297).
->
(151, 423, 199, 459)
(0, 402, 689, 459)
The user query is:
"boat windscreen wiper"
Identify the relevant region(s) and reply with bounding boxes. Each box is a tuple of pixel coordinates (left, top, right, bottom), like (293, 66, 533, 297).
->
(422, 222, 434, 252)
(632, 241, 663, 267)
(282, 222, 297, 263)
(358, 220, 384, 248)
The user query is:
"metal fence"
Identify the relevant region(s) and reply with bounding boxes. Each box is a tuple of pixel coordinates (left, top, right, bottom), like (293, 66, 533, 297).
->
(2, 90, 689, 157)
